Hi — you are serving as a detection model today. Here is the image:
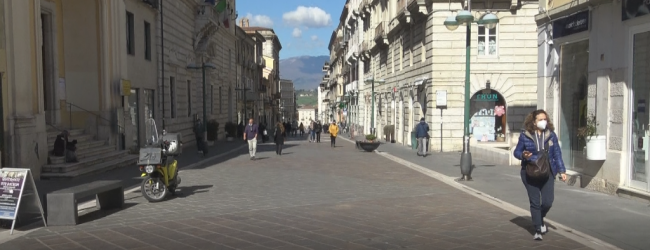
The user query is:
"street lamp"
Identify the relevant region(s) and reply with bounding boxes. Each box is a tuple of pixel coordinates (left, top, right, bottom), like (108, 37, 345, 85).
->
(187, 60, 217, 143)
(364, 77, 385, 135)
(444, 4, 499, 181)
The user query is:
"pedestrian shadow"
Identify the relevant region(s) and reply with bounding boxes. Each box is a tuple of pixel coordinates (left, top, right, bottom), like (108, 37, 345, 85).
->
(510, 216, 557, 235)
(256, 144, 296, 153)
(280, 152, 293, 155)
(254, 157, 270, 160)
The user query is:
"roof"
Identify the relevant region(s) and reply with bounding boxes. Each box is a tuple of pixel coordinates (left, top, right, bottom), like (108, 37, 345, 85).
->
(241, 26, 274, 32)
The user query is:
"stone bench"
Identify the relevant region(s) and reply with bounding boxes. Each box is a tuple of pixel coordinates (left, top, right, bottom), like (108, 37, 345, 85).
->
(46, 180, 124, 226)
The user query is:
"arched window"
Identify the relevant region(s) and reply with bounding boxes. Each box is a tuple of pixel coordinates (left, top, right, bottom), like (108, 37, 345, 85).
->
(469, 89, 507, 142)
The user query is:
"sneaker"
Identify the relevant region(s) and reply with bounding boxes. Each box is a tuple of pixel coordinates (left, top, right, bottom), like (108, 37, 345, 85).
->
(533, 232, 543, 241)
(541, 225, 548, 234)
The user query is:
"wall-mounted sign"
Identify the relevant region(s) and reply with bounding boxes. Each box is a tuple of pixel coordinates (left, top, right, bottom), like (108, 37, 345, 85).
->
(436, 90, 447, 107)
(552, 10, 589, 39)
(623, 0, 650, 21)
(473, 93, 499, 102)
(121, 79, 131, 96)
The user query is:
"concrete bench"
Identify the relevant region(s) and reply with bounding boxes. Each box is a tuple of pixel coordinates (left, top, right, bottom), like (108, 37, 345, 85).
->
(46, 180, 124, 226)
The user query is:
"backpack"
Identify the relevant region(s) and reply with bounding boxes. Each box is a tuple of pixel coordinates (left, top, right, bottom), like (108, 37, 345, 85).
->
(526, 136, 550, 179)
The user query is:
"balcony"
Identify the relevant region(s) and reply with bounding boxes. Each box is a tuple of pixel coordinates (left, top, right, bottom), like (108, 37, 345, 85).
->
(258, 85, 267, 93)
(374, 22, 388, 46)
(362, 0, 371, 15)
(361, 41, 370, 61)
(322, 62, 330, 72)
(323, 74, 330, 81)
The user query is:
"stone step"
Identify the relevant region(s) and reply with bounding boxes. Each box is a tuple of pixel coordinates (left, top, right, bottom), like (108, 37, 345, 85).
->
(40, 154, 138, 180)
(47, 134, 95, 149)
(42, 150, 128, 173)
(46, 128, 85, 142)
(48, 145, 116, 165)
(47, 136, 104, 152)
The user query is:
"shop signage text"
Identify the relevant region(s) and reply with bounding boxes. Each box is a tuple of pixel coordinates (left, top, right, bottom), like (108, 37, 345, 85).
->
(623, 0, 650, 21)
(473, 93, 499, 102)
(552, 10, 589, 39)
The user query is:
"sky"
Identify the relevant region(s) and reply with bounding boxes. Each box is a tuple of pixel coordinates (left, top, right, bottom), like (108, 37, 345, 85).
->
(236, 0, 346, 59)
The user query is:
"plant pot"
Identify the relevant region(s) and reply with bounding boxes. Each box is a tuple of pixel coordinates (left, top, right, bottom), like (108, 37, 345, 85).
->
(358, 141, 380, 152)
(227, 137, 234, 142)
(585, 135, 606, 160)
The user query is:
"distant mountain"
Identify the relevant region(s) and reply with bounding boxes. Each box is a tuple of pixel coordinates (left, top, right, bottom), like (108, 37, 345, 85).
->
(279, 55, 329, 90)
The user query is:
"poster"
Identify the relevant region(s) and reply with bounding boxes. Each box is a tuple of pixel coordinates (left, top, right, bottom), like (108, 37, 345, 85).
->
(0, 169, 27, 220)
(471, 116, 496, 142)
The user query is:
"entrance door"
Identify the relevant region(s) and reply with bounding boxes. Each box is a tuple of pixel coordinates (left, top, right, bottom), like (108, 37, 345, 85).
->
(630, 27, 650, 192)
(41, 13, 57, 125)
(129, 89, 140, 148)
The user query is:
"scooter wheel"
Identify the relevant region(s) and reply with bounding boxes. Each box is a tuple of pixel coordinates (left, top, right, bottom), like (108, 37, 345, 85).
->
(141, 177, 168, 202)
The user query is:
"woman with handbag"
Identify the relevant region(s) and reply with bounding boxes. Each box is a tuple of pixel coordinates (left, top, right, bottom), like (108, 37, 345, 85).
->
(513, 109, 567, 241)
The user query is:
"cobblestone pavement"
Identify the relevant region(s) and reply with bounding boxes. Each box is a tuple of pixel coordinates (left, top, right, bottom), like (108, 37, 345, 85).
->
(0, 138, 592, 250)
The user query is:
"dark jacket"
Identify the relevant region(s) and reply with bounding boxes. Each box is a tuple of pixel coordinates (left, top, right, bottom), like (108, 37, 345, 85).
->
(513, 129, 566, 176)
(415, 121, 430, 138)
(314, 123, 322, 133)
(274, 126, 284, 145)
(52, 135, 77, 156)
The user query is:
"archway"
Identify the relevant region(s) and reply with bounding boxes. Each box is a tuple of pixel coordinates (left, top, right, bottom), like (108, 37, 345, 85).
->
(469, 89, 507, 142)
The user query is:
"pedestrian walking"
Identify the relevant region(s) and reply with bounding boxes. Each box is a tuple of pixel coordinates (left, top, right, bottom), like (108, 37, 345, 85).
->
(193, 118, 206, 156)
(274, 122, 285, 155)
(244, 118, 258, 160)
(415, 117, 430, 157)
(299, 122, 305, 136)
(513, 109, 567, 241)
(329, 121, 339, 147)
(309, 120, 316, 142)
(315, 121, 322, 143)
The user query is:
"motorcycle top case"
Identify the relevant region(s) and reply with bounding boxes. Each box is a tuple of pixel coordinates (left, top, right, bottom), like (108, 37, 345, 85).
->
(161, 133, 182, 156)
(138, 147, 163, 165)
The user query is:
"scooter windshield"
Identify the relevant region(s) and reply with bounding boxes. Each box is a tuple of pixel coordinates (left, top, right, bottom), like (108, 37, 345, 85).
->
(146, 118, 159, 145)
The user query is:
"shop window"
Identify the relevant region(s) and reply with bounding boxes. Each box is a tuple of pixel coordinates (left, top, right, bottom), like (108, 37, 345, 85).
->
(631, 29, 650, 187)
(477, 25, 497, 56)
(469, 89, 506, 142)
(558, 40, 589, 172)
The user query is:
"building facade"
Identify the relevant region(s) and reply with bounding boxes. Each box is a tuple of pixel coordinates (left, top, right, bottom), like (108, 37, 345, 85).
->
(536, 0, 650, 198)
(241, 23, 282, 127)
(324, 0, 539, 155)
(235, 24, 259, 124)
(279, 79, 295, 122)
(297, 106, 317, 125)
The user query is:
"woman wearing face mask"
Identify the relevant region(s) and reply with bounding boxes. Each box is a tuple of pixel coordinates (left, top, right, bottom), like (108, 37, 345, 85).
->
(513, 109, 567, 241)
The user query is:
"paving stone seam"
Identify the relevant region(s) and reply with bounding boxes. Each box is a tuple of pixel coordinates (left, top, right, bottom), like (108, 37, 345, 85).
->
(338, 136, 621, 250)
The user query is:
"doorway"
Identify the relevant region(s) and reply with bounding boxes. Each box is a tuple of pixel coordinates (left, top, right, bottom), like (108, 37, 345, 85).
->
(129, 89, 140, 148)
(41, 12, 56, 125)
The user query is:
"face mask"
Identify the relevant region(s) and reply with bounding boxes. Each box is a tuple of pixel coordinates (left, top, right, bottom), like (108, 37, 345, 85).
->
(536, 120, 547, 130)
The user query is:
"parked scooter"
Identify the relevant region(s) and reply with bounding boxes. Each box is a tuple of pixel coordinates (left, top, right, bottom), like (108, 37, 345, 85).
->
(137, 118, 183, 202)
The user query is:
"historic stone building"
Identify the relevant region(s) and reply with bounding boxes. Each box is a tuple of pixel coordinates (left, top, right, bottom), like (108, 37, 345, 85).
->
(235, 24, 259, 124)
(325, 0, 539, 157)
(279, 79, 295, 122)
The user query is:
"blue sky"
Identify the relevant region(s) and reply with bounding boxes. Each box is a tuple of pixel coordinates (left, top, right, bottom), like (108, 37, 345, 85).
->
(236, 0, 346, 59)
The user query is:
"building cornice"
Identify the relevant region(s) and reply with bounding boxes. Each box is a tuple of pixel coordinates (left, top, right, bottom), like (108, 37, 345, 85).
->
(535, 0, 610, 24)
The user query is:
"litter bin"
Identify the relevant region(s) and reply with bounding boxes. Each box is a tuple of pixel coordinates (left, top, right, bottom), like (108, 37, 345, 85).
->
(411, 131, 417, 150)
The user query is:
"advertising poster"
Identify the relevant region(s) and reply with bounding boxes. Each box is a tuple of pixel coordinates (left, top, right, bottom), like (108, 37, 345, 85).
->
(0, 169, 27, 220)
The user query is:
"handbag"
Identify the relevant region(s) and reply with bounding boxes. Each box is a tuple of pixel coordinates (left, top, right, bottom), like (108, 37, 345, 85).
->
(526, 132, 550, 179)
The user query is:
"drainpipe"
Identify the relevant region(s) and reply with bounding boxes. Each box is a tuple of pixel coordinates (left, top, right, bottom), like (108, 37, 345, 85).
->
(160, 0, 166, 130)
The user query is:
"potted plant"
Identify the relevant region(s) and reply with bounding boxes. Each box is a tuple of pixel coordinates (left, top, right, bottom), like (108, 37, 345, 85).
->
(224, 122, 236, 142)
(577, 114, 606, 160)
(357, 134, 380, 152)
(206, 119, 219, 145)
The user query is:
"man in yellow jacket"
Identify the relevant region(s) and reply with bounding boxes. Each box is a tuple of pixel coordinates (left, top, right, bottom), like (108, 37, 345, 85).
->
(328, 121, 339, 148)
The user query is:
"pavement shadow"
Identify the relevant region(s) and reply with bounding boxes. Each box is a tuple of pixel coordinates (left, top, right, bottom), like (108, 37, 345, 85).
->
(78, 202, 138, 225)
(256, 144, 296, 153)
(173, 184, 214, 198)
(510, 216, 536, 235)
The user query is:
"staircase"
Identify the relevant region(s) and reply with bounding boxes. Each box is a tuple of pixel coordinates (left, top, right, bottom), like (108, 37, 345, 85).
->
(42, 128, 138, 179)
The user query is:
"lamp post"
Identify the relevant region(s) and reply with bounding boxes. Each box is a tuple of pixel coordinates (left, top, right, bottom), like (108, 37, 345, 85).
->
(364, 78, 386, 135)
(444, 3, 499, 181)
(187, 59, 217, 142)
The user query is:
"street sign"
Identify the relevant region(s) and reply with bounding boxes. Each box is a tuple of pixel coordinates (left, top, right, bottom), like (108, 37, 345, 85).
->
(436, 90, 447, 107)
(0, 168, 47, 234)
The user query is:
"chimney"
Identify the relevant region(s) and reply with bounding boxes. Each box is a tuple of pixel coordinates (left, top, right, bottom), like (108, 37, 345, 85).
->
(240, 17, 250, 27)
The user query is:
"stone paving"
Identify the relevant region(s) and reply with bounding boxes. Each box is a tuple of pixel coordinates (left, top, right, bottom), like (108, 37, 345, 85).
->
(0, 137, 592, 250)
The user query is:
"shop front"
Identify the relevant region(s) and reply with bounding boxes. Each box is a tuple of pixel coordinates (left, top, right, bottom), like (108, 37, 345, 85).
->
(628, 22, 650, 192)
(469, 90, 507, 143)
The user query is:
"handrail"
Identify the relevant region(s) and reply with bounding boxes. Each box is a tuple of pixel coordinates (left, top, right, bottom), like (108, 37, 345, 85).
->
(64, 101, 124, 131)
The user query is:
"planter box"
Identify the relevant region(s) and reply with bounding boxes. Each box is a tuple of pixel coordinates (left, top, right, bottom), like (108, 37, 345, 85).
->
(357, 141, 380, 152)
(585, 135, 607, 160)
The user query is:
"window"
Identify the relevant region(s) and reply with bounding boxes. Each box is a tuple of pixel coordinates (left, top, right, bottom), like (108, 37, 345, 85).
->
(187, 80, 192, 117)
(219, 87, 222, 113)
(478, 25, 498, 56)
(126, 12, 134, 55)
(170, 77, 176, 118)
(144, 21, 151, 60)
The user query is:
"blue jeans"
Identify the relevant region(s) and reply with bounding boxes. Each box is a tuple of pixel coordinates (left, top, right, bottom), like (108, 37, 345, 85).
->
(310, 131, 316, 140)
(521, 169, 555, 232)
